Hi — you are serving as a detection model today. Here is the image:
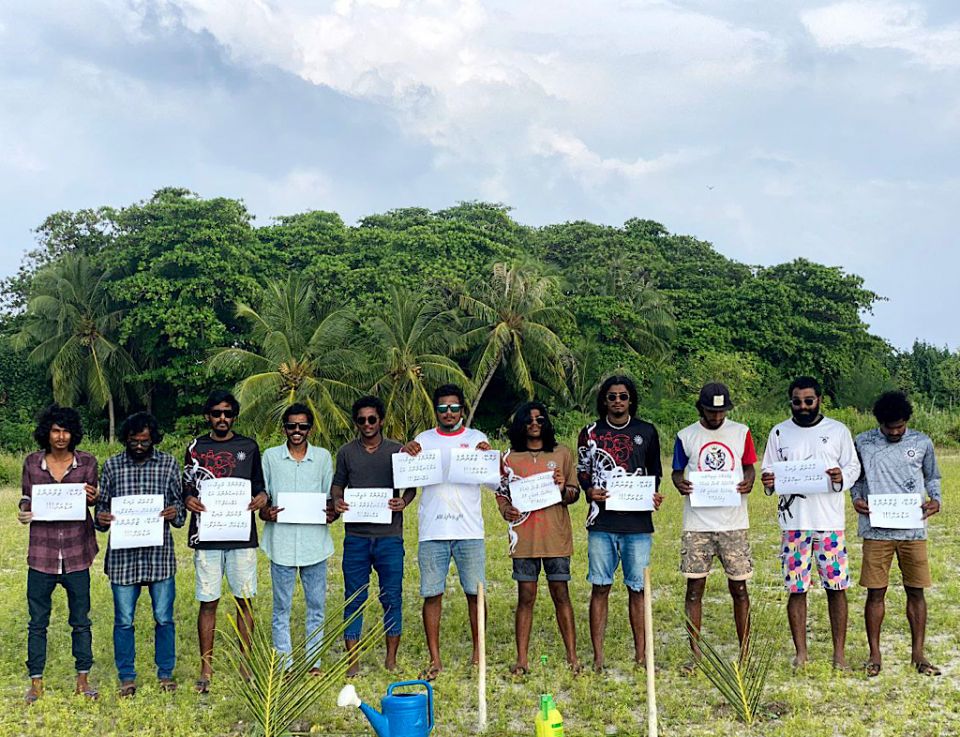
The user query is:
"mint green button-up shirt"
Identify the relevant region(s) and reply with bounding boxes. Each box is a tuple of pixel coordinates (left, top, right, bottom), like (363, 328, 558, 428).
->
(260, 443, 334, 567)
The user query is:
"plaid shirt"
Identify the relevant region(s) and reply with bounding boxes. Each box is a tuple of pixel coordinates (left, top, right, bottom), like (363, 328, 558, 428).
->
(21, 450, 99, 574)
(95, 449, 185, 586)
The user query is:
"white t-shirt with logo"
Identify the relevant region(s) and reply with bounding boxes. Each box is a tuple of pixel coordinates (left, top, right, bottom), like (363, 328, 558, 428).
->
(673, 419, 757, 532)
(414, 426, 489, 541)
(761, 416, 860, 532)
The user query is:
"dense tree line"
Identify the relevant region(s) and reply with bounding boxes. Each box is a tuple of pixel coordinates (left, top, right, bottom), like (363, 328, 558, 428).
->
(0, 187, 954, 447)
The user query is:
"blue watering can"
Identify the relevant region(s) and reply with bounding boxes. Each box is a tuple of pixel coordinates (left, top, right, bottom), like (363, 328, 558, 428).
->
(337, 680, 434, 737)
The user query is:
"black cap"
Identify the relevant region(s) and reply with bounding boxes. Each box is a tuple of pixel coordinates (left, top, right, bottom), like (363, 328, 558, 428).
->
(698, 382, 733, 411)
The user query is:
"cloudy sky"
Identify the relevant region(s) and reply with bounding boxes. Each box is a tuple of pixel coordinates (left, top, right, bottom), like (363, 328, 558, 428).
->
(1, 1, 956, 349)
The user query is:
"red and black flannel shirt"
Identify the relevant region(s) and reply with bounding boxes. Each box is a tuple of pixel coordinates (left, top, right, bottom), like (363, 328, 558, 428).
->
(21, 450, 99, 574)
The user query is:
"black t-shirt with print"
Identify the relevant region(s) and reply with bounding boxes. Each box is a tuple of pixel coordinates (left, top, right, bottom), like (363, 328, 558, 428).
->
(577, 417, 663, 534)
(184, 433, 266, 550)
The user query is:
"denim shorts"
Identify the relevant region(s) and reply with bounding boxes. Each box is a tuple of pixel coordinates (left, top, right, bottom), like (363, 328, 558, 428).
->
(417, 539, 485, 597)
(194, 548, 258, 602)
(512, 556, 571, 582)
(587, 530, 652, 591)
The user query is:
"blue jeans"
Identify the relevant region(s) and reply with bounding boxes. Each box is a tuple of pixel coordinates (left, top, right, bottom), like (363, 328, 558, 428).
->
(271, 559, 328, 668)
(587, 531, 652, 591)
(342, 535, 404, 639)
(417, 539, 486, 598)
(112, 576, 176, 682)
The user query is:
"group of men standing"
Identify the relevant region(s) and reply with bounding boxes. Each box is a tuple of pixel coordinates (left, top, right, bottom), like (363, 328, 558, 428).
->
(18, 376, 942, 702)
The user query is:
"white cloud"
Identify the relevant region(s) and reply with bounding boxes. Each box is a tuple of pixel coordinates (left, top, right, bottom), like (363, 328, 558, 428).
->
(802, 1, 960, 68)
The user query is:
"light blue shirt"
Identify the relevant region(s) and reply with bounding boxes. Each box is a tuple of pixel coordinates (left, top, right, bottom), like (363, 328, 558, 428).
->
(260, 443, 334, 567)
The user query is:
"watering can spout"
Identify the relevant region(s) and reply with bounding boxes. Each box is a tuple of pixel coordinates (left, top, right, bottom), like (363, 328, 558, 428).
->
(359, 702, 392, 737)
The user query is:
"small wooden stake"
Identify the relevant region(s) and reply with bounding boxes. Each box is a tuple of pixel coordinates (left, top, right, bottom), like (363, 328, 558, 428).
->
(645, 567, 658, 737)
(478, 582, 487, 731)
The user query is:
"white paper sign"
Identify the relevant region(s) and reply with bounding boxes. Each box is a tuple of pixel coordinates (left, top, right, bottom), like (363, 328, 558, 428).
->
(605, 475, 656, 512)
(509, 471, 562, 513)
(31, 484, 87, 521)
(111, 494, 164, 549)
(275, 492, 327, 525)
(869, 493, 924, 529)
(392, 450, 444, 488)
(772, 460, 830, 495)
(689, 471, 741, 508)
(343, 488, 393, 525)
(198, 477, 252, 542)
(447, 448, 501, 485)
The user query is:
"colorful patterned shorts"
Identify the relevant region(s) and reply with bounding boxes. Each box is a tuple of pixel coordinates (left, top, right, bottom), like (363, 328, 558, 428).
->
(781, 530, 849, 593)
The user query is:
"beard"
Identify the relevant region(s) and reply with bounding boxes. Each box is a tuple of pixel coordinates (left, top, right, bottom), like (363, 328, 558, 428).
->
(791, 407, 820, 427)
(212, 425, 231, 438)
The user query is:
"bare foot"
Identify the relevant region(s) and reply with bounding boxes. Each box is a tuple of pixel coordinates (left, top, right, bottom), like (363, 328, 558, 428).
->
(384, 658, 399, 673)
(792, 655, 808, 669)
(509, 663, 529, 676)
(593, 658, 604, 673)
(568, 659, 583, 676)
(346, 661, 360, 678)
(833, 658, 850, 671)
(471, 650, 480, 666)
(418, 663, 442, 682)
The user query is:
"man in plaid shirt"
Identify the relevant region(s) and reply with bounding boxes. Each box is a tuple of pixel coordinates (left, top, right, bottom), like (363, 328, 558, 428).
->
(95, 412, 185, 697)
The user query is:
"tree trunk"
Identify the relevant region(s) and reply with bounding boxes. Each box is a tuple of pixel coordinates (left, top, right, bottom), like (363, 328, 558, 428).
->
(467, 359, 499, 427)
(108, 393, 116, 444)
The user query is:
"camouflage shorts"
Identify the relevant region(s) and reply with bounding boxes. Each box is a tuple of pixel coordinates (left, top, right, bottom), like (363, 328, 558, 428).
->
(680, 529, 753, 580)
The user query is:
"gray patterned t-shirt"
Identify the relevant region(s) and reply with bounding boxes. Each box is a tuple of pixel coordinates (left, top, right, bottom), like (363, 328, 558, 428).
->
(851, 428, 941, 540)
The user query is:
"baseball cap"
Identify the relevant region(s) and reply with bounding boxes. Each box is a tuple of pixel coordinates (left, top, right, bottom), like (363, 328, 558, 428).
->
(698, 382, 733, 411)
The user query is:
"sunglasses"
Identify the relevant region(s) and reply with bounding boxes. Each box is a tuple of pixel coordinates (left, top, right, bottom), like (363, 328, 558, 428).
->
(525, 416, 546, 426)
(284, 422, 312, 431)
(791, 397, 817, 407)
(354, 416, 380, 426)
(126, 439, 153, 448)
(606, 392, 630, 402)
(436, 404, 462, 414)
(208, 409, 237, 419)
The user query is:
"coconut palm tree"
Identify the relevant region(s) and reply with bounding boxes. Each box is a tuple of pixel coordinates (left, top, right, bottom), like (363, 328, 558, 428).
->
(12, 254, 137, 442)
(366, 288, 472, 439)
(456, 262, 573, 425)
(207, 275, 361, 446)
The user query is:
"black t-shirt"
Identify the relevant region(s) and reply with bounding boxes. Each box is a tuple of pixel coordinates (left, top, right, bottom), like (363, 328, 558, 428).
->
(577, 417, 662, 534)
(184, 433, 265, 550)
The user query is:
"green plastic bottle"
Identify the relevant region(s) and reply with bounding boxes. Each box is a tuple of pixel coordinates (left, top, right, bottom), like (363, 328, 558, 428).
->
(535, 656, 564, 736)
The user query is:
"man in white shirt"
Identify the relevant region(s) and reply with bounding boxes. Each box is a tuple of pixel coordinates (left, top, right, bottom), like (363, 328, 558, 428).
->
(402, 384, 491, 681)
(761, 377, 860, 669)
(672, 383, 756, 666)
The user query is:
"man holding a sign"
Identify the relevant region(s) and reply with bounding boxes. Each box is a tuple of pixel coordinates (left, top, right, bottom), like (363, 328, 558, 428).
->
(183, 390, 268, 694)
(259, 404, 336, 675)
(95, 413, 185, 696)
(332, 396, 414, 676)
(402, 384, 491, 682)
(672, 383, 756, 665)
(852, 391, 942, 677)
(496, 402, 580, 675)
(18, 405, 100, 703)
(577, 376, 663, 673)
(760, 376, 860, 669)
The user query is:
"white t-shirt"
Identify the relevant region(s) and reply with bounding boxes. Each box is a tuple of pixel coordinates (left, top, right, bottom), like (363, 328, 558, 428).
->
(674, 419, 757, 532)
(414, 426, 488, 541)
(761, 416, 860, 532)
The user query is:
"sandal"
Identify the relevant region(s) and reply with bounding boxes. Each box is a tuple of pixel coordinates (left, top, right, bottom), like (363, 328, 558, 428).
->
(194, 677, 211, 694)
(680, 661, 698, 676)
(864, 661, 881, 677)
(118, 682, 137, 698)
(159, 679, 178, 692)
(76, 686, 100, 700)
(914, 661, 942, 676)
(418, 664, 442, 682)
(509, 664, 529, 677)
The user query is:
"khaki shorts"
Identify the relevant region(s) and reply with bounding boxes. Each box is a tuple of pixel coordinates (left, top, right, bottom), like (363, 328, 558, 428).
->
(680, 530, 753, 581)
(859, 538, 932, 589)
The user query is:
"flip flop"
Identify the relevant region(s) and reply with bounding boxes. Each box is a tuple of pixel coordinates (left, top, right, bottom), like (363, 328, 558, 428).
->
(864, 661, 881, 677)
(195, 677, 211, 694)
(418, 665, 442, 682)
(76, 686, 100, 700)
(914, 661, 941, 676)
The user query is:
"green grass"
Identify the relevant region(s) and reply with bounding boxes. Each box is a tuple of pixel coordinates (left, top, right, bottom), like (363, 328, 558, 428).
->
(1, 453, 958, 736)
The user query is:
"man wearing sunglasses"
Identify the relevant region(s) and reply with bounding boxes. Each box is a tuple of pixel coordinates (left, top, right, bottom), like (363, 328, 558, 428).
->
(402, 384, 491, 682)
(183, 390, 267, 694)
(761, 377, 860, 669)
(331, 396, 414, 676)
(577, 375, 663, 672)
(672, 382, 756, 669)
(259, 403, 335, 676)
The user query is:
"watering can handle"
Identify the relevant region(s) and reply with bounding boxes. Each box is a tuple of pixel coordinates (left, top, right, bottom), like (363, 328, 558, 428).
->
(386, 680, 434, 733)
